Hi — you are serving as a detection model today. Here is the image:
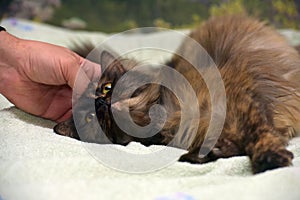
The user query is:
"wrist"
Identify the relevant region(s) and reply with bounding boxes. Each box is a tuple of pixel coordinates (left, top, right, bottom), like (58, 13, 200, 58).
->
(0, 30, 30, 96)
(0, 30, 28, 70)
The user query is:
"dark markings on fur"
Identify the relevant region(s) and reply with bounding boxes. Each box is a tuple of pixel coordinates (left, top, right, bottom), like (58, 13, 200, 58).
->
(54, 15, 300, 174)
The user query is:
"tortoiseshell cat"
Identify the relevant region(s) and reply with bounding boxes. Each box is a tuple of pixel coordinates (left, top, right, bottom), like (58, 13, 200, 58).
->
(54, 15, 300, 173)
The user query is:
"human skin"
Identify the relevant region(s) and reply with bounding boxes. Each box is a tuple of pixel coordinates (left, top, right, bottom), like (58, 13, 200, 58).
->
(0, 31, 101, 122)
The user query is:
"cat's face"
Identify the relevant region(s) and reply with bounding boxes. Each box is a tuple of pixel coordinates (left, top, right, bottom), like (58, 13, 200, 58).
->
(54, 50, 166, 145)
(54, 51, 135, 144)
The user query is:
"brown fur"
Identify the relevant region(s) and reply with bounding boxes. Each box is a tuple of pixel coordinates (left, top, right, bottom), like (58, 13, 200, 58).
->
(54, 15, 300, 174)
(167, 15, 300, 173)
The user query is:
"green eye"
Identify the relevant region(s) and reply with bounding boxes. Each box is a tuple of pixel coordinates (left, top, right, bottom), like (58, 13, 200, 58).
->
(85, 112, 95, 123)
(102, 83, 112, 95)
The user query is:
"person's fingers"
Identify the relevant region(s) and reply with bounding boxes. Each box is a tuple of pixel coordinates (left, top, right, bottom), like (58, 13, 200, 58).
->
(39, 85, 73, 121)
(80, 58, 102, 81)
(56, 109, 73, 122)
(71, 57, 102, 100)
(61, 54, 101, 87)
(56, 51, 82, 88)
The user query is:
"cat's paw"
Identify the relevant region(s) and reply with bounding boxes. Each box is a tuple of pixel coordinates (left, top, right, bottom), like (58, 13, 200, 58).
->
(178, 150, 219, 164)
(179, 153, 203, 164)
(251, 149, 294, 174)
(53, 118, 80, 140)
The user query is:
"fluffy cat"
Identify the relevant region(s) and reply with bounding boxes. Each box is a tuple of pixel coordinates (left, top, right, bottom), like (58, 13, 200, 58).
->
(54, 15, 300, 174)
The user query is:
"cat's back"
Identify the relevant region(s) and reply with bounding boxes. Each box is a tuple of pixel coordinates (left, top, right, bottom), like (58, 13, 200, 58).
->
(171, 15, 300, 89)
(174, 15, 299, 71)
(170, 15, 300, 137)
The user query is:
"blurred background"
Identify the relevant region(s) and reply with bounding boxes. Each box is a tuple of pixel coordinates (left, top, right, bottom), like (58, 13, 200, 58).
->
(1, 0, 299, 33)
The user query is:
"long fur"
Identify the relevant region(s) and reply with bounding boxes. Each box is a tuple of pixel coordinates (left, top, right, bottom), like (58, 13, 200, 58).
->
(55, 15, 300, 173)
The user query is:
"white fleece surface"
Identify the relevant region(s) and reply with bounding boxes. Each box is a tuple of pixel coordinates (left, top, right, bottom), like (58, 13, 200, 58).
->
(1, 18, 300, 200)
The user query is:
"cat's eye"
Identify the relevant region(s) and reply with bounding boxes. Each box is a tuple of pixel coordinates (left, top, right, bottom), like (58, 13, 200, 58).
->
(102, 83, 112, 95)
(85, 112, 95, 123)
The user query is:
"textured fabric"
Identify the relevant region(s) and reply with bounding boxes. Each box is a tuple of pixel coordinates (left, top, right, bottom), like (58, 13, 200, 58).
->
(0, 18, 300, 200)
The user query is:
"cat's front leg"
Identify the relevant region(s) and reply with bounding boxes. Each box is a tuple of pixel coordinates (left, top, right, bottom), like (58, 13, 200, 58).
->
(179, 138, 242, 164)
(178, 147, 219, 164)
(53, 117, 80, 140)
(246, 132, 293, 174)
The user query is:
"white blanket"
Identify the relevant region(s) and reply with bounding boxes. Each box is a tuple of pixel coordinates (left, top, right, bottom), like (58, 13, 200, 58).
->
(0, 18, 300, 200)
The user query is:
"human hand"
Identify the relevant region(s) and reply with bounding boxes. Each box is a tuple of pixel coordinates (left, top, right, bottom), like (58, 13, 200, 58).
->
(0, 31, 101, 122)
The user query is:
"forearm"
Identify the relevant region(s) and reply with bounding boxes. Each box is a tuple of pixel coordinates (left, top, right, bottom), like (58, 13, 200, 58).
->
(0, 32, 30, 111)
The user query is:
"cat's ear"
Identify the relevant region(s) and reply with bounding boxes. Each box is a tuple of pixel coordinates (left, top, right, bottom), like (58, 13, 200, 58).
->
(100, 50, 118, 68)
(100, 50, 127, 78)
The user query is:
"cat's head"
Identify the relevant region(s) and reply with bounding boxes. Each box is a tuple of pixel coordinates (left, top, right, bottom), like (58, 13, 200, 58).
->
(54, 51, 161, 145)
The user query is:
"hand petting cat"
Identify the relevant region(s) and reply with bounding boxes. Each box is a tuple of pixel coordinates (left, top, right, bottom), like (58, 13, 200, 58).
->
(0, 30, 101, 122)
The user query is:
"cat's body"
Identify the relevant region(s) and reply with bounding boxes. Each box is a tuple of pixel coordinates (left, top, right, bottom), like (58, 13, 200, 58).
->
(54, 15, 300, 173)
